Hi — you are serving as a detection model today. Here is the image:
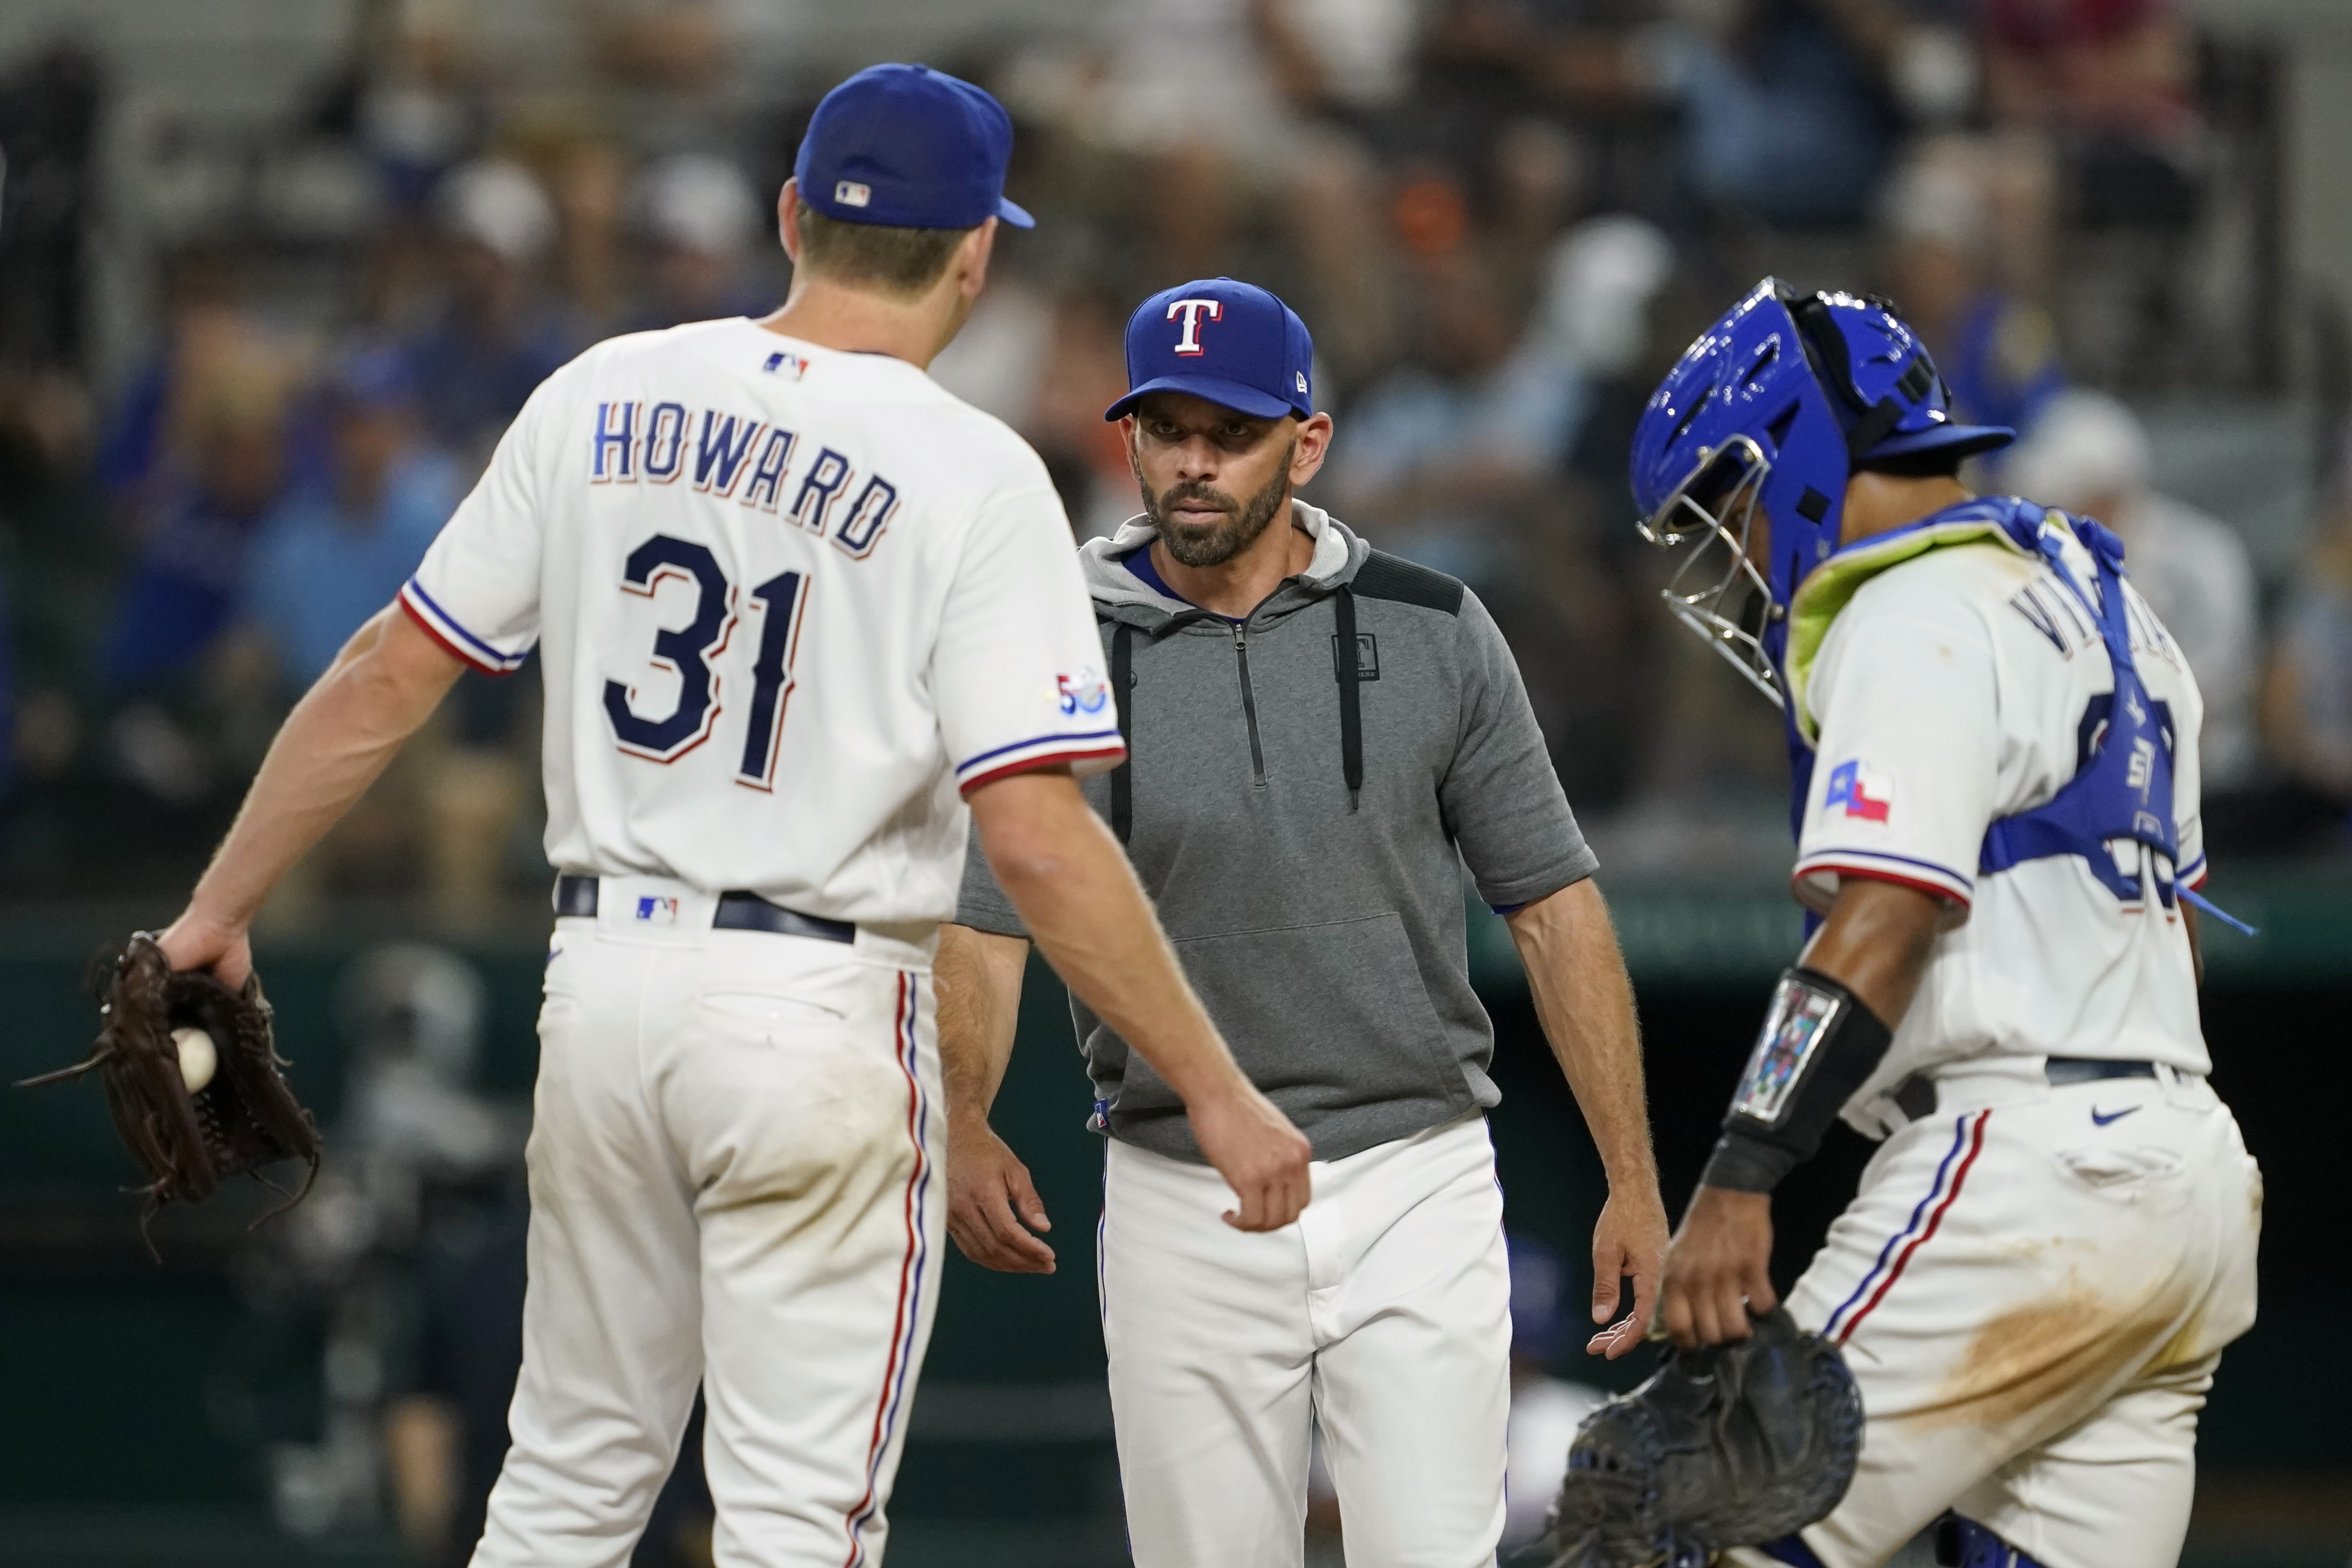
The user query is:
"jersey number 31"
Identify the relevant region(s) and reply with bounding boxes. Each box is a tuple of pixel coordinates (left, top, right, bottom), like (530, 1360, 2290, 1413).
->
(603, 534, 806, 791)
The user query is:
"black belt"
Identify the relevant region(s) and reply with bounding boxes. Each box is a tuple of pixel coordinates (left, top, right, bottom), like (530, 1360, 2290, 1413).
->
(1892, 1057, 2158, 1121)
(553, 875, 854, 944)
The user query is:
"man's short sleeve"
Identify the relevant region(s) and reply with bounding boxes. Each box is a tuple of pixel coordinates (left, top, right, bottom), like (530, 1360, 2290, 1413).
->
(396, 377, 560, 674)
(1794, 589, 1999, 914)
(935, 488, 1126, 793)
(1443, 589, 1599, 908)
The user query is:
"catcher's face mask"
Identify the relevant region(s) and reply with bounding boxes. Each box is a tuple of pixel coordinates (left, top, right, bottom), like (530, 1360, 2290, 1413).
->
(1636, 432, 1782, 707)
(1628, 280, 2015, 711)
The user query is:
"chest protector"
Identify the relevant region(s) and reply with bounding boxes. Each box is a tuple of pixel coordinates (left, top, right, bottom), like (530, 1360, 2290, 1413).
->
(1975, 509, 2180, 907)
(1784, 497, 2179, 908)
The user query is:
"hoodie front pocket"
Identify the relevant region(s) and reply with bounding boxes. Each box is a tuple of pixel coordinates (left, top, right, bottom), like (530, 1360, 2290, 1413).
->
(1113, 909, 1465, 1120)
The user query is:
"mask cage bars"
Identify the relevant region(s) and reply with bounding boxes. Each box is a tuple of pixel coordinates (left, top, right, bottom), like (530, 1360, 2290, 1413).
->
(1635, 434, 1788, 710)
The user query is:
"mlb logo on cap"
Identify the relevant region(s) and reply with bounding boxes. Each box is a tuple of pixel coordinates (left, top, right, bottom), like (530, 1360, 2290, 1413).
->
(1106, 278, 1316, 424)
(795, 63, 1036, 231)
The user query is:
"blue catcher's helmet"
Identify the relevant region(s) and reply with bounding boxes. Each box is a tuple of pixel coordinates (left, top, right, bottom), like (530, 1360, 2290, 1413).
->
(1629, 280, 2014, 706)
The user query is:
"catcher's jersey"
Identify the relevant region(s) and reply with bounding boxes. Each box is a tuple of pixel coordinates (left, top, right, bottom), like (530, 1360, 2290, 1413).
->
(1790, 521, 2211, 1123)
(400, 319, 1124, 924)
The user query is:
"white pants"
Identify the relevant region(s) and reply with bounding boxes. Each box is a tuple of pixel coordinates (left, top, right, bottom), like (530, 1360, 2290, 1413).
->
(1729, 1061, 2262, 1568)
(1101, 1114, 1512, 1568)
(471, 880, 943, 1568)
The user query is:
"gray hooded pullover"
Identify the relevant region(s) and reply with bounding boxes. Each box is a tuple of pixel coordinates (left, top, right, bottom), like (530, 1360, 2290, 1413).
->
(955, 501, 1597, 1163)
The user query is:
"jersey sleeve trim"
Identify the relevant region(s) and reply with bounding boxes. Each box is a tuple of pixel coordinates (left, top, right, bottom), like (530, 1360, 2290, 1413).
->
(957, 736, 1127, 795)
(954, 729, 1124, 779)
(1793, 848, 1974, 909)
(399, 579, 531, 674)
(2177, 851, 2208, 890)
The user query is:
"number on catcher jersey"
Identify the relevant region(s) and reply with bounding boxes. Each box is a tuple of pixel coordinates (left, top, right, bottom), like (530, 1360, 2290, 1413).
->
(398, 319, 1125, 924)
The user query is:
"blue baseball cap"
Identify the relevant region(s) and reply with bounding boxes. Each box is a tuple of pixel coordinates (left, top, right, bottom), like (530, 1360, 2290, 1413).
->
(1105, 278, 1315, 423)
(794, 64, 1035, 231)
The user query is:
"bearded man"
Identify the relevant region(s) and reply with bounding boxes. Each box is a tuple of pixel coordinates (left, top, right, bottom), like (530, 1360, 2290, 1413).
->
(933, 278, 1670, 1568)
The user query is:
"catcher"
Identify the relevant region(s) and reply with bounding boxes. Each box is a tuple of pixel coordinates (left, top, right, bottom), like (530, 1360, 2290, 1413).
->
(22, 933, 320, 1247)
(1617, 282, 2260, 1568)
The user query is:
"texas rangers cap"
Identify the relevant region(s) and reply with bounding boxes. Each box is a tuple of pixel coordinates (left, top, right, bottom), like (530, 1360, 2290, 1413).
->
(1105, 278, 1315, 423)
(794, 64, 1034, 231)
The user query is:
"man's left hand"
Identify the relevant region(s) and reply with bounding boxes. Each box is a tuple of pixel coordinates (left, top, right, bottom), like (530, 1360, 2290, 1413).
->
(1584, 1186, 1670, 1359)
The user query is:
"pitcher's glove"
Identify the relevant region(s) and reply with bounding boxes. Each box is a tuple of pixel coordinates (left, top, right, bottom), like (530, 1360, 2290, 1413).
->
(1542, 1306, 1863, 1568)
(18, 934, 321, 1249)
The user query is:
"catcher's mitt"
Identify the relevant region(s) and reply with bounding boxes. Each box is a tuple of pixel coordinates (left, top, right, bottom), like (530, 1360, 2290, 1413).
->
(18, 933, 320, 1250)
(1542, 1306, 1863, 1568)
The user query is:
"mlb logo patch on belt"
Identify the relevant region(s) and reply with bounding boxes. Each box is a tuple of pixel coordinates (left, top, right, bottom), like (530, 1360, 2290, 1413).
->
(635, 896, 681, 926)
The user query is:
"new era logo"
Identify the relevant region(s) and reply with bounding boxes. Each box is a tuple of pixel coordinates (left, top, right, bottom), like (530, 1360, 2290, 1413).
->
(834, 181, 872, 208)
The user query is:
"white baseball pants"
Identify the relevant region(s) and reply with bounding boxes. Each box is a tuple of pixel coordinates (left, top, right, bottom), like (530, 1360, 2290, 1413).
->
(1728, 1060, 2261, 1568)
(470, 880, 943, 1568)
(1100, 1113, 1513, 1568)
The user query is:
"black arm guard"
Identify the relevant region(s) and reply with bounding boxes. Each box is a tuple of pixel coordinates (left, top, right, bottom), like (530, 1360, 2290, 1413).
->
(1700, 967, 1893, 1193)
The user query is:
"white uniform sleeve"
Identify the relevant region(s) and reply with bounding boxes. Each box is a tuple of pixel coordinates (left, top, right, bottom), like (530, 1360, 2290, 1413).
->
(1793, 588, 1999, 915)
(935, 487, 1126, 793)
(396, 377, 560, 674)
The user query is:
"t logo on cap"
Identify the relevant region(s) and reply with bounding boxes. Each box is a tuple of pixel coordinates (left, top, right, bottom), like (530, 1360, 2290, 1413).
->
(1167, 298, 1223, 356)
(1105, 278, 1317, 424)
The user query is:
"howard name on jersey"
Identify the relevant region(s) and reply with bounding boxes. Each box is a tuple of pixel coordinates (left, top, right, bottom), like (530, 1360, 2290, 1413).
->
(1790, 519, 2210, 1125)
(399, 319, 1124, 925)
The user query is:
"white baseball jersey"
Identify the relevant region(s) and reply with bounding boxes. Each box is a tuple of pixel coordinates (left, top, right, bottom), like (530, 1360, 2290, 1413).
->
(1744, 517, 2260, 1568)
(1788, 521, 2210, 1123)
(400, 319, 1125, 921)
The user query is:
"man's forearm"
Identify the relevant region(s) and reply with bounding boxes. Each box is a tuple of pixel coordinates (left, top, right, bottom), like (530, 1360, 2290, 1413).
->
(969, 773, 1246, 1109)
(191, 606, 465, 929)
(1508, 878, 1656, 1184)
(937, 922, 1030, 1122)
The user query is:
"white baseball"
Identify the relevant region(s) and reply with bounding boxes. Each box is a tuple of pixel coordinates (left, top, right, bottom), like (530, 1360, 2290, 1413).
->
(174, 1027, 217, 1094)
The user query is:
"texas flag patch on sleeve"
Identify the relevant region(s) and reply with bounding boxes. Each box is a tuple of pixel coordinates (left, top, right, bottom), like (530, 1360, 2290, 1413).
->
(1824, 758, 1894, 823)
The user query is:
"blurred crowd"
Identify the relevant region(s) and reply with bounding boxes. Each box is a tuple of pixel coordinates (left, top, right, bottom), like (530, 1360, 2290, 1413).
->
(0, 0, 2349, 913)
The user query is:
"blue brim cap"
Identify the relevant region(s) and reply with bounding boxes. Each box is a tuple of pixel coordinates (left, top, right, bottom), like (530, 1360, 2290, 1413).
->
(1105, 278, 1316, 423)
(1863, 420, 2015, 463)
(1106, 373, 1296, 423)
(797, 64, 1034, 232)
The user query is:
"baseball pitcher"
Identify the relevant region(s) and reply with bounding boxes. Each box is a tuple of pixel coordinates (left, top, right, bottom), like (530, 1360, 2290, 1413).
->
(152, 64, 1310, 1568)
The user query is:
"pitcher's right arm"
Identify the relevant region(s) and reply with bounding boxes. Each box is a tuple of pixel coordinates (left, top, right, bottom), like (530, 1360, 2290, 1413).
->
(965, 769, 1311, 1233)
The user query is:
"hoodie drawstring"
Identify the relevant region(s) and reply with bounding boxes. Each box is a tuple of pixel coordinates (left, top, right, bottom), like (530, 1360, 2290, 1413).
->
(1105, 586, 1364, 840)
(1335, 587, 1362, 811)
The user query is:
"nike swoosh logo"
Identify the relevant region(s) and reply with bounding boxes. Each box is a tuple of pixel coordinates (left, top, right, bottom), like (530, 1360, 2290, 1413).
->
(2090, 1106, 2142, 1126)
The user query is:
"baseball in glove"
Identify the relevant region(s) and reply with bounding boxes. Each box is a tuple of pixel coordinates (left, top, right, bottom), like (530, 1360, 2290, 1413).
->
(18, 933, 321, 1252)
(1541, 1306, 1863, 1568)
